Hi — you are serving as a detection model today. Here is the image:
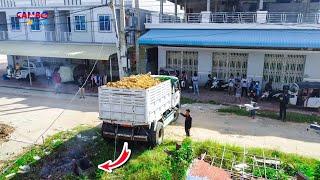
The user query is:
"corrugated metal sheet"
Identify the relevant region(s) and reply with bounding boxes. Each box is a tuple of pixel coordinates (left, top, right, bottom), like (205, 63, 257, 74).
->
(138, 29, 320, 49)
(0, 41, 117, 60)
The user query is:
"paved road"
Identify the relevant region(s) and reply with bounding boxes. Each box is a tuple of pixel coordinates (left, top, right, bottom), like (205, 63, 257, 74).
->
(0, 87, 319, 169)
(0, 87, 100, 166)
(167, 103, 320, 158)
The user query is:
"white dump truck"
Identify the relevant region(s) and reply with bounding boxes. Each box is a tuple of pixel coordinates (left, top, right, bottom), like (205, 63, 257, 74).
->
(99, 75, 181, 146)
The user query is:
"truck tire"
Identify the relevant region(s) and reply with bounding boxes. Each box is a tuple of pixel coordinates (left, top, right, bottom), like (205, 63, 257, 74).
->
(149, 122, 164, 147)
(173, 109, 179, 122)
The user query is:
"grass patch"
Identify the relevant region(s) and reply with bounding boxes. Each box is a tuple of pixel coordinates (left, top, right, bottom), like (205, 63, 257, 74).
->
(0, 125, 92, 179)
(181, 97, 217, 105)
(193, 140, 319, 179)
(218, 106, 320, 124)
(1, 126, 319, 179)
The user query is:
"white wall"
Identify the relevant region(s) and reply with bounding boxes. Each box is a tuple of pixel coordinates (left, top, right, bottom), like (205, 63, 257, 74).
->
(157, 46, 320, 86)
(158, 46, 166, 72)
(6, 9, 27, 41)
(197, 49, 212, 84)
(247, 52, 265, 83)
(157, 46, 212, 85)
(304, 53, 320, 82)
(92, 6, 117, 44)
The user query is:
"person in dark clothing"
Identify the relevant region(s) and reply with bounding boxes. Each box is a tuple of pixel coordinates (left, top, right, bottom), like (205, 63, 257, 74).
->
(180, 109, 192, 137)
(78, 76, 85, 99)
(279, 90, 290, 121)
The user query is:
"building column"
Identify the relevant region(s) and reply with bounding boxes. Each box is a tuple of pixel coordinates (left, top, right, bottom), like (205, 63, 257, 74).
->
(175, 0, 178, 17)
(206, 0, 210, 11)
(160, 0, 164, 16)
(258, 0, 264, 10)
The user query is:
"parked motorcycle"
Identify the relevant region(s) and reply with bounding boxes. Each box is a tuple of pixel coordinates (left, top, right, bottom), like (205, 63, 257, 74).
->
(210, 78, 228, 91)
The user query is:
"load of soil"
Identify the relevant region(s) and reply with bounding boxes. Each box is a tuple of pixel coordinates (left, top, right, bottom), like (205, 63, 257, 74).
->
(0, 123, 14, 142)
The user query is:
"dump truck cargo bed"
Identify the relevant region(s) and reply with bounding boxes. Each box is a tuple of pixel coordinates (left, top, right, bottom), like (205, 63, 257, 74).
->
(99, 79, 172, 125)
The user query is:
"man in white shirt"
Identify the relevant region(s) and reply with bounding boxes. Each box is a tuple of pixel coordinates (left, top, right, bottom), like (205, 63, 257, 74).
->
(241, 75, 248, 97)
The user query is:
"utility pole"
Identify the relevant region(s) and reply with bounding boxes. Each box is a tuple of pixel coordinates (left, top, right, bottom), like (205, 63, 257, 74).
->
(110, 0, 127, 79)
(135, 0, 140, 73)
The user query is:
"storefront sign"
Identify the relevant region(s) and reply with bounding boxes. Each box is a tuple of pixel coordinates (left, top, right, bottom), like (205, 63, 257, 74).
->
(16, 11, 49, 19)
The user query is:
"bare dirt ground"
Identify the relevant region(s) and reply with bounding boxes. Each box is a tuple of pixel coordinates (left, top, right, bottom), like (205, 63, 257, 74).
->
(0, 123, 14, 143)
(0, 86, 319, 170)
(165, 103, 320, 158)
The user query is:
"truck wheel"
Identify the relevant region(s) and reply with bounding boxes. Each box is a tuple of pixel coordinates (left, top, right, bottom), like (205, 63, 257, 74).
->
(149, 122, 164, 147)
(173, 109, 179, 122)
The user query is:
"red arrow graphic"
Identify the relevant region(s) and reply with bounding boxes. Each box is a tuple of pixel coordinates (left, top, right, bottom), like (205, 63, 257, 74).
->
(98, 142, 131, 173)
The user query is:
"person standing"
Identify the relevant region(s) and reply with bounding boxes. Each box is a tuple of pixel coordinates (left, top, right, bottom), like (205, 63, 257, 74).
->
(78, 76, 85, 99)
(241, 75, 248, 97)
(235, 80, 242, 103)
(279, 89, 290, 121)
(180, 109, 192, 137)
(192, 72, 199, 96)
(53, 69, 62, 94)
(228, 74, 235, 95)
(235, 73, 241, 82)
(45, 67, 52, 86)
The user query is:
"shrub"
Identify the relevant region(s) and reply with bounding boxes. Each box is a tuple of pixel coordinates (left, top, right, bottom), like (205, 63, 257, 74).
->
(167, 138, 193, 179)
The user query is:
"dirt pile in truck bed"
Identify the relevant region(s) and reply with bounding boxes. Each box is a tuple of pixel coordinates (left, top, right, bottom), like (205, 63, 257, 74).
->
(0, 123, 14, 143)
(106, 74, 161, 89)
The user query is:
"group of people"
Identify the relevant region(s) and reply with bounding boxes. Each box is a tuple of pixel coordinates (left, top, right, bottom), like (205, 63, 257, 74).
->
(227, 73, 262, 103)
(176, 71, 200, 96)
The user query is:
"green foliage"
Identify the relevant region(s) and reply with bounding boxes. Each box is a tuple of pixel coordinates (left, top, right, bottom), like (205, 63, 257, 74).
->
(180, 97, 204, 104)
(314, 161, 320, 180)
(1, 127, 318, 180)
(218, 106, 320, 123)
(167, 138, 193, 179)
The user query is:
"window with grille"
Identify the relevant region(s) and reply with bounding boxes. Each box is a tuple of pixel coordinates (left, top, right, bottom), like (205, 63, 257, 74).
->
(212, 52, 248, 80)
(99, 15, 111, 32)
(166, 51, 198, 77)
(74, 15, 86, 31)
(263, 54, 306, 89)
(30, 18, 40, 31)
(10, 17, 20, 30)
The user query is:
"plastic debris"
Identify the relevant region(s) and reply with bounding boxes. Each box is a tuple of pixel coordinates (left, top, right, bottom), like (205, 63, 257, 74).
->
(19, 165, 31, 173)
(5, 173, 16, 179)
(234, 163, 249, 171)
(33, 155, 41, 161)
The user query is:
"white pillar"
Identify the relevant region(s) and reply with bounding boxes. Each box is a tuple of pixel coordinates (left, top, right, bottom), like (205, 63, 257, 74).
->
(207, 0, 210, 11)
(201, 11, 211, 23)
(151, 12, 160, 24)
(256, 11, 268, 24)
(259, 0, 264, 10)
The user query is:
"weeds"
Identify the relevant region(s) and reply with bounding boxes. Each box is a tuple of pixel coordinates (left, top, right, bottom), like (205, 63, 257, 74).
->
(1, 127, 319, 180)
(218, 106, 320, 123)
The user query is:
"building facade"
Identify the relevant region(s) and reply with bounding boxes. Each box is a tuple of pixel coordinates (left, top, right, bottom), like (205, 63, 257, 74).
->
(139, 0, 320, 89)
(0, 0, 182, 83)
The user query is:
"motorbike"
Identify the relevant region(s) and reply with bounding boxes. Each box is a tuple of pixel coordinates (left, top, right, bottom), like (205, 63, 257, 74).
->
(210, 78, 228, 91)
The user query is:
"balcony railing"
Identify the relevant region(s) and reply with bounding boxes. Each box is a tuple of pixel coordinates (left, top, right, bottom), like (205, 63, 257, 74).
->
(146, 12, 320, 24)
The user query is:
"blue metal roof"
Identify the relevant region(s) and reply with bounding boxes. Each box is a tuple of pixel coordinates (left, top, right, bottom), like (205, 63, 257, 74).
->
(138, 29, 320, 49)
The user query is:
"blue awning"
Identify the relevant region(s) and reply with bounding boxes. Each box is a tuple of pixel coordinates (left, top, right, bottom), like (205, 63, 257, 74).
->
(138, 29, 320, 49)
